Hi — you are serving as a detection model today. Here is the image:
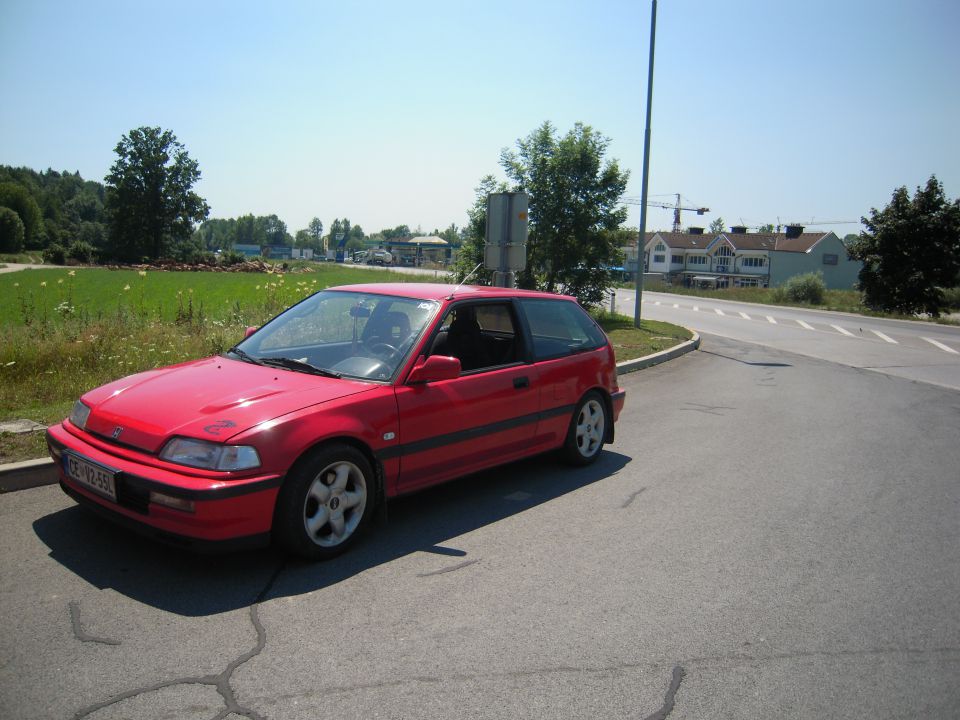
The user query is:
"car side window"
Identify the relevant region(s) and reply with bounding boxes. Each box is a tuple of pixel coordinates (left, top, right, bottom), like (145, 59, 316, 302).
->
(520, 299, 606, 361)
(428, 302, 519, 373)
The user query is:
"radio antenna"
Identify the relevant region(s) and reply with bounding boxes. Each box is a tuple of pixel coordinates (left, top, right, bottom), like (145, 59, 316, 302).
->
(447, 263, 483, 300)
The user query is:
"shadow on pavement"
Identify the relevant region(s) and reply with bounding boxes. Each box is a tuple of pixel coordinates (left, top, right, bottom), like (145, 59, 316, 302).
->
(33, 451, 631, 617)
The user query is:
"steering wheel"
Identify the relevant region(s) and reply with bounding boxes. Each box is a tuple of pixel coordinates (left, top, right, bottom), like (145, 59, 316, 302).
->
(364, 341, 400, 363)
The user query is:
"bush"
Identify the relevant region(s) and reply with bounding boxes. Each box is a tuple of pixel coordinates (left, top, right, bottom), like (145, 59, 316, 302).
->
(67, 240, 96, 264)
(219, 249, 247, 266)
(0, 206, 25, 252)
(42, 242, 67, 265)
(941, 287, 960, 311)
(781, 271, 826, 304)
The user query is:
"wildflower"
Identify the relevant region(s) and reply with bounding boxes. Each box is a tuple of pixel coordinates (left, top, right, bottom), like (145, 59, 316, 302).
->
(40, 281, 47, 287)
(68, 270, 76, 276)
(4, 361, 14, 367)
(58, 279, 64, 284)
(139, 271, 147, 277)
(124, 285, 131, 291)
(13, 282, 18, 288)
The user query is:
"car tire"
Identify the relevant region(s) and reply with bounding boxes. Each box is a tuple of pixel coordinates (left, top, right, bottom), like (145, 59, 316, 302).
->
(561, 391, 609, 466)
(273, 443, 375, 560)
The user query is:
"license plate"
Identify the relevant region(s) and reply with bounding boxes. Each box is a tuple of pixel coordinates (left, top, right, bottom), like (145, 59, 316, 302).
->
(64, 453, 117, 502)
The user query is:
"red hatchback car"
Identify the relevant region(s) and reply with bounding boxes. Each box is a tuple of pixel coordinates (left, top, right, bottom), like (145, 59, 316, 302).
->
(47, 283, 625, 559)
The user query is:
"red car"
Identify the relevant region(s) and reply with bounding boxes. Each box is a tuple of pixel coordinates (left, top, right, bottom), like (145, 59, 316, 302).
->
(47, 283, 625, 559)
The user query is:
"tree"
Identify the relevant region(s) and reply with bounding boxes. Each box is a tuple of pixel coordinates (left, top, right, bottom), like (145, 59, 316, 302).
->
(709, 217, 726, 235)
(0, 182, 45, 248)
(104, 127, 209, 262)
(307, 217, 324, 250)
(500, 121, 629, 307)
(0, 206, 25, 252)
(848, 175, 960, 316)
(452, 175, 505, 284)
(758, 223, 775, 233)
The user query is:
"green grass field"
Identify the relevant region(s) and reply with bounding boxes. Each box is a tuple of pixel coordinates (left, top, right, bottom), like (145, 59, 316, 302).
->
(0, 267, 693, 463)
(0, 265, 437, 327)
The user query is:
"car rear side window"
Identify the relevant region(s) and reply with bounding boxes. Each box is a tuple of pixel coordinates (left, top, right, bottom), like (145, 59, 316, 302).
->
(520, 299, 606, 361)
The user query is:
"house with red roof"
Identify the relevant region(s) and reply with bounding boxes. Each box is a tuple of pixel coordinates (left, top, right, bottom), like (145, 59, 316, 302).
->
(642, 225, 861, 289)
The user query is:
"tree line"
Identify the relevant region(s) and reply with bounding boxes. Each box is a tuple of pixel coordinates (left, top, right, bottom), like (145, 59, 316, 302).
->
(2, 124, 956, 314)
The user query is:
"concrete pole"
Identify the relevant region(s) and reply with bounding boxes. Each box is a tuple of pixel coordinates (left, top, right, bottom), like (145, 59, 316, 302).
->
(634, 0, 658, 328)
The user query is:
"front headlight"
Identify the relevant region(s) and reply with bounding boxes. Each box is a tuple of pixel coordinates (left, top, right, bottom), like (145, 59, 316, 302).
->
(69, 400, 92, 430)
(159, 437, 261, 471)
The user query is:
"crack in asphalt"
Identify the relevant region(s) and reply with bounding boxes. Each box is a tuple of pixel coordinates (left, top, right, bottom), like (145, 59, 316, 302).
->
(69, 601, 121, 646)
(642, 666, 686, 720)
(680, 402, 736, 416)
(417, 558, 481, 577)
(70, 557, 288, 720)
(621, 487, 647, 508)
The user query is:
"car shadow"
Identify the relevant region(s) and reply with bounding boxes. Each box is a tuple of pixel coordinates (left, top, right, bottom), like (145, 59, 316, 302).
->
(33, 451, 631, 617)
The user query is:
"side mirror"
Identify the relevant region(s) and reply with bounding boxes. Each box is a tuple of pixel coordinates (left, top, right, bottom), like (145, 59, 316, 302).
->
(244, 326, 258, 338)
(407, 355, 461, 384)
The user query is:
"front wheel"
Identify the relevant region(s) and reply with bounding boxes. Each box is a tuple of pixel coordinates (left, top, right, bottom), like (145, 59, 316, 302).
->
(561, 392, 608, 466)
(273, 444, 375, 560)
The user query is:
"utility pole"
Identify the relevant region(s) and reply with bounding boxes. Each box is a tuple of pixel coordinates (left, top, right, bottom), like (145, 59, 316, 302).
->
(634, 0, 657, 328)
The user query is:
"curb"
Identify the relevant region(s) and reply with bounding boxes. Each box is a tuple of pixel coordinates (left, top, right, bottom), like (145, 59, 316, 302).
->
(0, 457, 58, 493)
(616, 330, 701, 375)
(0, 332, 700, 494)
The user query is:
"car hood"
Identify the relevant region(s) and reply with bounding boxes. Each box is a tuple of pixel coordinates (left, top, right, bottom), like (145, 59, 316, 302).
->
(79, 356, 377, 453)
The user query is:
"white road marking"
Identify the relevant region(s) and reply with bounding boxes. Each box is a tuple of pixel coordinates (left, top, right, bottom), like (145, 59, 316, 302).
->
(766, 316, 777, 324)
(797, 320, 815, 330)
(922, 337, 959, 354)
(715, 308, 726, 316)
(739, 311, 751, 320)
(831, 324, 855, 337)
(871, 330, 898, 344)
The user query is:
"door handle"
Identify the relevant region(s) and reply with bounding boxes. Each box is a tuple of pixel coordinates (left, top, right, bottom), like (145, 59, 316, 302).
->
(513, 376, 530, 389)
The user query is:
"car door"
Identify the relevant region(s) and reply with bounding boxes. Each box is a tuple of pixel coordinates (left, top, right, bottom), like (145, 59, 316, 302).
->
(393, 301, 540, 493)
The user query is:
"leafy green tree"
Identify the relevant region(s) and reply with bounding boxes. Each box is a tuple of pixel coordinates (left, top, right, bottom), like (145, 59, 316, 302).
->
(0, 182, 45, 248)
(104, 127, 209, 261)
(453, 175, 504, 284)
(848, 175, 960, 316)
(0, 206, 25, 252)
(307, 217, 324, 250)
(709, 217, 726, 234)
(758, 223, 775, 233)
(500, 121, 629, 307)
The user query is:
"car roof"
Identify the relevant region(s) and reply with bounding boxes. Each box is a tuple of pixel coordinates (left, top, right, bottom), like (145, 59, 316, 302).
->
(327, 283, 577, 303)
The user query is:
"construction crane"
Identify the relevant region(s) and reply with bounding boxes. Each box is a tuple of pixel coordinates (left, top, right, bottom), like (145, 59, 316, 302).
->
(622, 193, 709, 233)
(779, 218, 859, 232)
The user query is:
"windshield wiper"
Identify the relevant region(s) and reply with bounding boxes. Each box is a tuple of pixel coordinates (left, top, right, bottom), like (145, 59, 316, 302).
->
(259, 357, 342, 378)
(227, 346, 262, 365)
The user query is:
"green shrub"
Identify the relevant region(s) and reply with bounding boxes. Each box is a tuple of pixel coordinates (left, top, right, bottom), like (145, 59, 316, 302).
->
(0, 206, 25, 253)
(42, 242, 67, 265)
(782, 271, 826, 304)
(67, 240, 96, 264)
(941, 286, 960, 311)
(219, 249, 247, 266)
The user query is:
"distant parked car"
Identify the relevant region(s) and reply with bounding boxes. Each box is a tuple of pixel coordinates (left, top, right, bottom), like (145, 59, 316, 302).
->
(47, 284, 625, 559)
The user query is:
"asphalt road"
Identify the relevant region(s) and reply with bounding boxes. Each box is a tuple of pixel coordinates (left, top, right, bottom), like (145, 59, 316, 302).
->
(2, 326, 959, 718)
(617, 289, 960, 391)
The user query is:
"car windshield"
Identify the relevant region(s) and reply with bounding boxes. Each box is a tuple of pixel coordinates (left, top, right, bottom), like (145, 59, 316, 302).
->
(229, 290, 439, 381)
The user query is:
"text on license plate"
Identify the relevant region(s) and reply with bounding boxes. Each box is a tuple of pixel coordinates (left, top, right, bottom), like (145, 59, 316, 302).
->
(64, 454, 117, 502)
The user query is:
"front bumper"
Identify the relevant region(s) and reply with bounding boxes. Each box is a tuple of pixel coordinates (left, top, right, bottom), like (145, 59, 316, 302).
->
(46, 424, 282, 552)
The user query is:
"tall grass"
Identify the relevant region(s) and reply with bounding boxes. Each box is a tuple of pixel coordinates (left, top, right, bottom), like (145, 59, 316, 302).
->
(0, 265, 438, 425)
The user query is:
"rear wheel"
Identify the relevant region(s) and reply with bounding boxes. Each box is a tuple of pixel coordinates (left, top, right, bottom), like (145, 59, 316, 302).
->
(561, 392, 608, 466)
(273, 444, 375, 560)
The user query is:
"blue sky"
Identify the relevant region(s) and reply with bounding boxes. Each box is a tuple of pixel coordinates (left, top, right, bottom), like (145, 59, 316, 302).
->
(2, 0, 958, 239)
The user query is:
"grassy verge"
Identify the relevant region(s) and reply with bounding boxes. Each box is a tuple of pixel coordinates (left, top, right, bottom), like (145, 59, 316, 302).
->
(597, 313, 692, 362)
(0, 284, 693, 464)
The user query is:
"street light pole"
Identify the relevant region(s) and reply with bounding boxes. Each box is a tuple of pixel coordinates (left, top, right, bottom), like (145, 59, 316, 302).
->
(634, 0, 658, 328)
